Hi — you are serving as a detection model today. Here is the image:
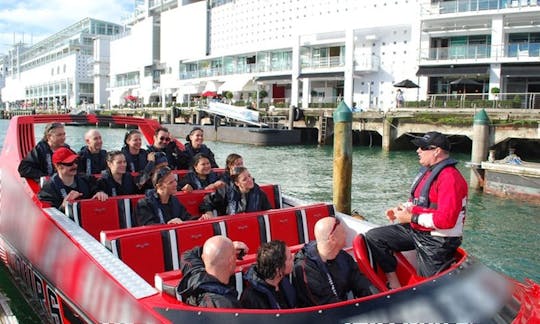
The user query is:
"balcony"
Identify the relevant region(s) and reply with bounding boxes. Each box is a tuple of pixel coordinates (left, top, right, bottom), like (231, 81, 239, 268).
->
(507, 42, 540, 57)
(426, 0, 540, 15)
(423, 44, 491, 61)
(301, 56, 344, 69)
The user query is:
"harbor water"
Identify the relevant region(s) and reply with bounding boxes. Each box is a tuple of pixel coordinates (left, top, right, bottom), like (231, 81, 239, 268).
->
(0, 120, 539, 321)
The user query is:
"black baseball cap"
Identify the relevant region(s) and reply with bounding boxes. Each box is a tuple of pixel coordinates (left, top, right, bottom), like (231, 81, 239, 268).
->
(411, 132, 451, 151)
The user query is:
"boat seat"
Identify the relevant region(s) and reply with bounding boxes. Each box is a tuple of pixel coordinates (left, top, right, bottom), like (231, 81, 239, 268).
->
(352, 234, 389, 292)
(302, 203, 336, 242)
(66, 196, 133, 240)
(164, 221, 225, 269)
(259, 184, 282, 209)
(174, 189, 214, 219)
(223, 213, 268, 255)
(109, 230, 171, 284)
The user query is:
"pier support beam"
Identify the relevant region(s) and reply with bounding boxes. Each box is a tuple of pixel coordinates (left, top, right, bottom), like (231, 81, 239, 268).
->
(381, 117, 395, 152)
(470, 109, 491, 189)
(332, 102, 353, 214)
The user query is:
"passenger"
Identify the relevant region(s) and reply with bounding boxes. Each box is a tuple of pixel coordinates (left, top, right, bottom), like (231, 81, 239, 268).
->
(77, 129, 107, 175)
(240, 240, 297, 309)
(38, 147, 108, 212)
(221, 153, 244, 186)
(135, 166, 191, 225)
(97, 151, 143, 196)
(136, 151, 169, 192)
(199, 167, 271, 218)
(292, 217, 375, 307)
(18, 122, 69, 181)
(178, 153, 226, 192)
(121, 129, 149, 172)
(177, 236, 248, 308)
(364, 131, 467, 289)
(184, 127, 218, 168)
(147, 126, 190, 170)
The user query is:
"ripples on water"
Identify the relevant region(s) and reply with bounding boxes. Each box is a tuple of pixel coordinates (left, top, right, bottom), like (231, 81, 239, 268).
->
(1, 122, 538, 284)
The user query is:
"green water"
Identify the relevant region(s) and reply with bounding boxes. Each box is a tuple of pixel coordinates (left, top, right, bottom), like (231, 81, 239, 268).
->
(0, 122, 538, 321)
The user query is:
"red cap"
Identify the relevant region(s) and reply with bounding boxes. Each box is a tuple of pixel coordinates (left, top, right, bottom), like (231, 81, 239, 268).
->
(52, 147, 78, 164)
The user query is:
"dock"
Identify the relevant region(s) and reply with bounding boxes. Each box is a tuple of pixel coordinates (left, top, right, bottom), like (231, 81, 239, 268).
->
(481, 161, 540, 203)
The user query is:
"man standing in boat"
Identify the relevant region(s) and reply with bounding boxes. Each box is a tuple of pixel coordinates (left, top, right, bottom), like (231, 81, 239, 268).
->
(365, 131, 467, 289)
(18, 122, 69, 182)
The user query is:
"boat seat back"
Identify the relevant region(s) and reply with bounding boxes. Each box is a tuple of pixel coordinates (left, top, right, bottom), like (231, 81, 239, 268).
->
(352, 234, 389, 292)
(259, 184, 282, 209)
(66, 197, 133, 240)
(102, 202, 335, 285)
(111, 230, 170, 284)
(302, 204, 336, 242)
(223, 214, 268, 254)
(174, 189, 214, 218)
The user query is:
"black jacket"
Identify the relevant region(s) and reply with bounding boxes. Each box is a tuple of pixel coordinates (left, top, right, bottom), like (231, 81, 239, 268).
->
(292, 241, 375, 307)
(178, 171, 221, 191)
(18, 141, 68, 181)
(184, 143, 218, 168)
(97, 170, 142, 197)
(240, 265, 296, 309)
(121, 146, 149, 172)
(147, 142, 190, 170)
(77, 146, 107, 175)
(135, 189, 191, 226)
(37, 173, 100, 212)
(200, 183, 272, 216)
(177, 246, 240, 308)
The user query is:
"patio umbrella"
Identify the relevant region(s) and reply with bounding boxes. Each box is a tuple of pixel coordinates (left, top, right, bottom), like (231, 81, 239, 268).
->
(450, 78, 482, 95)
(202, 91, 217, 97)
(393, 79, 419, 88)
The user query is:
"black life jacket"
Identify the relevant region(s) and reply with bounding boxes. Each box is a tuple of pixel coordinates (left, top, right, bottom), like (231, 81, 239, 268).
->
(35, 140, 54, 175)
(51, 173, 92, 199)
(226, 184, 262, 215)
(409, 158, 458, 208)
(78, 147, 107, 175)
(122, 146, 148, 172)
(100, 170, 136, 196)
(146, 189, 185, 223)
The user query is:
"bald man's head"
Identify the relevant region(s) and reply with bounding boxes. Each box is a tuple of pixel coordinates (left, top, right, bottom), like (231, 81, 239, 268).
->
(84, 129, 103, 153)
(202, 236, 236, 282)
(314, 217, 346, 261)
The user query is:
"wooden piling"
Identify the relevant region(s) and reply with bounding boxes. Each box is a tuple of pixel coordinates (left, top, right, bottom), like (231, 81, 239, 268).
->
(332, 101, 353, 214)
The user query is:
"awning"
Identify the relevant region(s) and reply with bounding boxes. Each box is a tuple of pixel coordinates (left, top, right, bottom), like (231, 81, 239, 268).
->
(218, 76, 253, 92)
(298, 71, 344, 79)
(501, 65, 540, 77)
(203, 81, 220, 93)
(416, 65, 489, 76)
(255, 75, 292, 82)
(176, 82, 203, 95)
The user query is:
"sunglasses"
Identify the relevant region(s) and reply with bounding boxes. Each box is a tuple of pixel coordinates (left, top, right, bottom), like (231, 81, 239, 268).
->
(159, 136, 171, 142)
(59, 159, 79, 167)
(329, 218, 341, 237)
(420, 145, 438, 151)
(45, 122, 63, 133)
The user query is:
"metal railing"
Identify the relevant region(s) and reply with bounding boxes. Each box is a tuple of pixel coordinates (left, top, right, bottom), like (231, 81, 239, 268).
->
(422, 43, 540, 61)
(423, 0, 540, 15)
(422, 92, 540, 109)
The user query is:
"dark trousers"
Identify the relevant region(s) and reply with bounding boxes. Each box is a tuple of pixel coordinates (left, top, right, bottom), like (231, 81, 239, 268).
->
(364, 224, 462, 277)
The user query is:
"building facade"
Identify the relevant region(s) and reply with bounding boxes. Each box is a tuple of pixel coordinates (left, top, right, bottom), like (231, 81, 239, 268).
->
(0, 18, 123, 111)
(1, 0, 539, 111)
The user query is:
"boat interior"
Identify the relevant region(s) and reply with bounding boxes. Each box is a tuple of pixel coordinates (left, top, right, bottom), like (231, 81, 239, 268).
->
(14, 115, 469, 312)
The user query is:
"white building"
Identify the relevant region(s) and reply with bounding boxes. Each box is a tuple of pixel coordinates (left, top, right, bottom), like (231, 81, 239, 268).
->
(109, 0, 422, 111)
(2, 0, 539, 111)
(0, 18, 123, 110)
(418, 0, 540, 109)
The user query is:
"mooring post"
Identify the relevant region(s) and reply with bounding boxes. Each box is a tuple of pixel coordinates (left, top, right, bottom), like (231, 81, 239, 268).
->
(332, 101, 353, 214)
(470, 109, 491, 189)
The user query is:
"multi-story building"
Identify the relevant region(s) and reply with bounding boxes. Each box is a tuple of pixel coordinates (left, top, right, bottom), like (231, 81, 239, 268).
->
(109, 0, 421, 110)
(2, 1, 539, 111)
(0, 18, 123, 110)
(418, 0, 540, 108)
